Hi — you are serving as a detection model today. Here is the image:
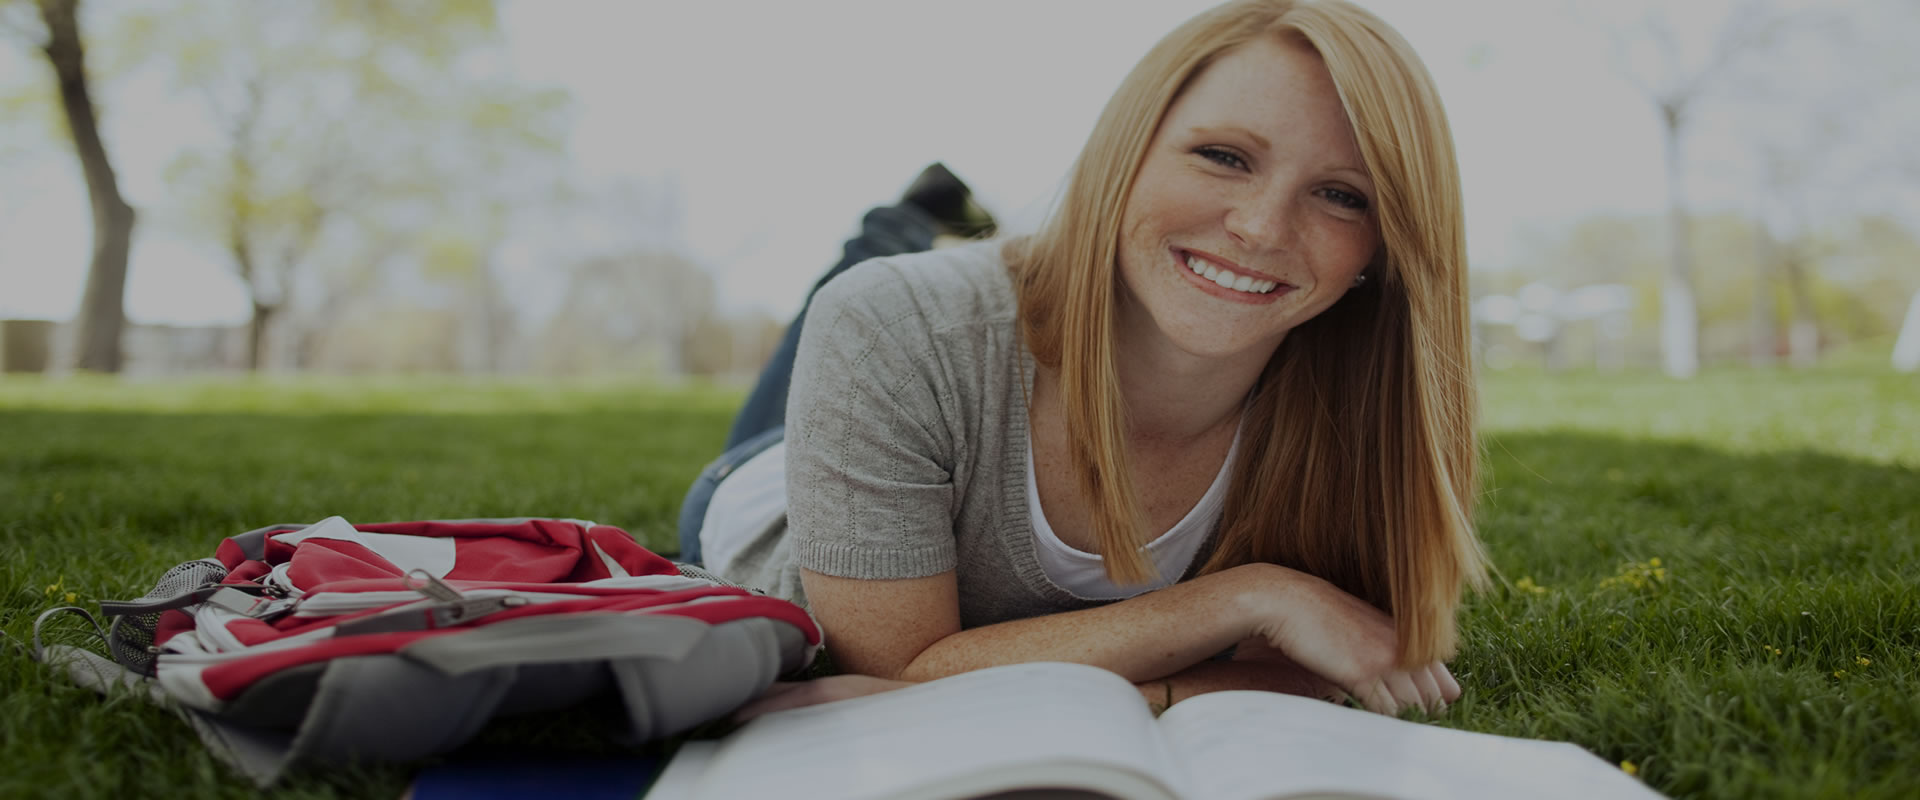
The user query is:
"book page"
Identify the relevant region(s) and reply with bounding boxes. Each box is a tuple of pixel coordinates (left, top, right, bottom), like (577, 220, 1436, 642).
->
(1157, 692, 1664, 800)
(670, 662, 1183, 800)
(645, 740, 719, 800)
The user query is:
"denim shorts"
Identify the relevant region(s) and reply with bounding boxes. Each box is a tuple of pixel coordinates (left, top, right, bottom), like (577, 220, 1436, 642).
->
(675, 425, 786, 566)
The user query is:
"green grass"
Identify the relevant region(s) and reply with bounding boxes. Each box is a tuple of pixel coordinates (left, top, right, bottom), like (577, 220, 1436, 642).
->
(2, 369, 1916, 798)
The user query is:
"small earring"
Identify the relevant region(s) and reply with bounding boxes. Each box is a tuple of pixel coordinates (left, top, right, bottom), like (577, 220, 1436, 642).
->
(1352, 273, 1369, 287)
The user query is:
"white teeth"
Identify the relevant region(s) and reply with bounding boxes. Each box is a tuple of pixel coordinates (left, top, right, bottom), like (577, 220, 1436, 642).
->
(1184, 253, 1280, 294)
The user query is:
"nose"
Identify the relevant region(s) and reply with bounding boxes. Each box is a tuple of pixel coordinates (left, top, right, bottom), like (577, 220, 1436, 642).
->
(1223, 182, 1297, 252)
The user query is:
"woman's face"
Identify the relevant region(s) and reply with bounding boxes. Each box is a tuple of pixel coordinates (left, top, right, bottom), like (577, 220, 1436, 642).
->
(1115, 36, 1378, 364)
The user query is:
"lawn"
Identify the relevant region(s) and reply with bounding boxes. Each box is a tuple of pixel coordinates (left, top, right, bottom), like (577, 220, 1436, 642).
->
(2, 369, 1915, 799)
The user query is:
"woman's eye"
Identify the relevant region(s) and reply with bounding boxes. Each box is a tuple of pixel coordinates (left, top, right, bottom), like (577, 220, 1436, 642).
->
(1195, 147, 1247, 170)
(1321, 188, 1369, 211)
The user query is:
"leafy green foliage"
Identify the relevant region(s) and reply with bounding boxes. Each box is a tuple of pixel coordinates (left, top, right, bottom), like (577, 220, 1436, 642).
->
(126, 0, 574, 369)
(1, 370, 1916, 798)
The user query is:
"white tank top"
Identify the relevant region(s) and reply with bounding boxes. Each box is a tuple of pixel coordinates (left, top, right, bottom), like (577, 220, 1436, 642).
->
(1026, 423, 1240, 600)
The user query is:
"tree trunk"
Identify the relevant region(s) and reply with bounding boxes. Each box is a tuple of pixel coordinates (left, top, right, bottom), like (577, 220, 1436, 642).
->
(478, 255, 506, 374)
(1750, 220, 1777, 367)
(1659, 105, 1700, 378)
(248, 301, 276, 371)
(1779, 251, 1821, 367)
(1893, 289, 1920, 373)
(39, 0, 135, 374)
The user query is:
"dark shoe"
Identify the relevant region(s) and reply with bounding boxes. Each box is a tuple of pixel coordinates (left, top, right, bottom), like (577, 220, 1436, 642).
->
(901, 163, 996, 239)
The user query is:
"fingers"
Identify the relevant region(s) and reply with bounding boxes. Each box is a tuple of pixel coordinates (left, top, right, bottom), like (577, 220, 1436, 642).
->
(1430, 662, 1462, 703)
(1385, 670, 1425, 715)
(1354, 677, 1399, 716)
(1353, 665, 1461, 717)
(1408, 666, 1444, 715)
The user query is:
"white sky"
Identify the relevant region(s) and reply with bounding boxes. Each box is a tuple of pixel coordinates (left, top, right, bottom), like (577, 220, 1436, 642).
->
(0, 0, 1885, 326)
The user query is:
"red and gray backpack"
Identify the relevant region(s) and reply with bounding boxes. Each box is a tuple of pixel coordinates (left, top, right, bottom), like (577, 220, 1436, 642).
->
(33, 516, 820, 786)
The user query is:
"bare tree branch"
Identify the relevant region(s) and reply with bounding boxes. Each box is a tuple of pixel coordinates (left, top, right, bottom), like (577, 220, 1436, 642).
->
(0, 0, 45, 45)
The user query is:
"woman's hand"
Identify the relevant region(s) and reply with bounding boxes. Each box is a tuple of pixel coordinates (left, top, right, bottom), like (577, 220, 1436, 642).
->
(1231, 564, 1461, 716)
(1229, 637, 1348, 703)
(732, 674, 916, 722)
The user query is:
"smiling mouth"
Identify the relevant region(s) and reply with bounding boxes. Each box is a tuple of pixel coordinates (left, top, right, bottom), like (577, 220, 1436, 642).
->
(1180, 250, 1292, 296)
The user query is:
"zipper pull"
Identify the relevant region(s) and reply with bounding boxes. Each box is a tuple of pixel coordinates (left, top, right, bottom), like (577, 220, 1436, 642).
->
(430, 595, 529, 627)
(403, 569, 465, 603)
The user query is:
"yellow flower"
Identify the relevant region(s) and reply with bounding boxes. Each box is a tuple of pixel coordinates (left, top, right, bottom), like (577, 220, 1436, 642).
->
(1856, 657, 1871, 667)
(1833, 670, 1848, 678)
(1514, 577, 1549, 595)
(43, 575, 63, 598)
(1763, 645, 1781, 657)
(1620, 760, 1639, 777)
(1596, 559, 1669, 593)
(64, 591, 77, 604)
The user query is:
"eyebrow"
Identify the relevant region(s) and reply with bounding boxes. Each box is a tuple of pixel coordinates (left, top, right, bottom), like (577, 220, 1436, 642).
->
(1193, 125, 1271, 153)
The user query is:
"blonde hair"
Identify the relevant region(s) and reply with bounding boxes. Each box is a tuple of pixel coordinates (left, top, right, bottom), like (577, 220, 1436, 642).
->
(1004, 0, 1487, 666)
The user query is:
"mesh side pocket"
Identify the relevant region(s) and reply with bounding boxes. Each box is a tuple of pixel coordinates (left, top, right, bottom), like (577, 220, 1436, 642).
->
(675, 563, 764, 594)
(107, 559, 229, 675)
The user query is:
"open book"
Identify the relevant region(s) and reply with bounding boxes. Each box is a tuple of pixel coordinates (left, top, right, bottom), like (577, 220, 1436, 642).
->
(646, 661, 1662, 800)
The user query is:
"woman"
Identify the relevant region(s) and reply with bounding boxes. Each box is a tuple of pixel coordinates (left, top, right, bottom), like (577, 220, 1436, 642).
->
(685, 0, 1488, 720)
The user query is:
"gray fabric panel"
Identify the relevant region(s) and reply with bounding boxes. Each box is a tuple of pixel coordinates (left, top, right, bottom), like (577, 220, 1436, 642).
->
(399, 614, 711, 676)
(197, 661, 617, 786)
(286, 655, 518, 766)
(228, 525, 291, 561)
(103, 611, 811, 785)
(489, 661, 614, 716)
(219, 662, 328, 728)
(184, 709, 299, 787)
(41, 643, 297, 788)
(611, 617, 805, 741)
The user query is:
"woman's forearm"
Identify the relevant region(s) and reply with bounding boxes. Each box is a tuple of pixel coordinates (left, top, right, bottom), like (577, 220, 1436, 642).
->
(890, 563, 1284, 683)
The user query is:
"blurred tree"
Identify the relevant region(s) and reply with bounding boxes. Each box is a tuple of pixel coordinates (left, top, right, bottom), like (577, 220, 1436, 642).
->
(1729, 0, 1920, 367)
(535, 249, 717, 377)
(519, 177, 721, 377)
(3, 0, 134, 372)
(1896, 293, 1920, 373)
(1596, 0, 1794, 378)
(0, 22, 63, 192)
(146, 0, 564, 371)
(1750, 152, 1829, 367)
(1507, 211, 1914, 367)
(408, 85, 571, 373)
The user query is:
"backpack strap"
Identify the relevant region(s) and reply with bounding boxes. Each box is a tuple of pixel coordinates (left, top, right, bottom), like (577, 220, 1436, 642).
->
(31, 605, 106, 663)
(99, 584, 270, 618)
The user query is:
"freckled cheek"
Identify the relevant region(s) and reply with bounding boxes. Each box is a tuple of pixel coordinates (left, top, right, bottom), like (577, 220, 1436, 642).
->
(1303, 222, 1378, 280)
